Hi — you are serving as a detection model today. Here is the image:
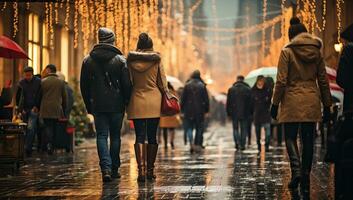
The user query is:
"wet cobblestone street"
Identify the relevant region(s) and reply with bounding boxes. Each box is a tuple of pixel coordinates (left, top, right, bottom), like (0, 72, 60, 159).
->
(0, 124, 334, 199)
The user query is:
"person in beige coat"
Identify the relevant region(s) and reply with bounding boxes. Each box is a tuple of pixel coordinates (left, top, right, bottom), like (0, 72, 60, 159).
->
(271, 17, 332, 196)
(127, 33, 167, 182)
(159, 82, 181, 149)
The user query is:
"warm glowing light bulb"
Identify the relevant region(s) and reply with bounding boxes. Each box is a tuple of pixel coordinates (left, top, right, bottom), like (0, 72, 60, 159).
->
(334, 43, 343, 52)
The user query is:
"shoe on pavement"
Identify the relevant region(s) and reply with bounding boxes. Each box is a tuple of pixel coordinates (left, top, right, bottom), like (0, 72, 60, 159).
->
(102, 170, 112, 182)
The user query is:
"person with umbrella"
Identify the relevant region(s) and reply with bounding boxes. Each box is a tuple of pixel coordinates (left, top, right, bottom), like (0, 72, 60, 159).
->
(0, 35, 29, 119)
(335, 23, 353, 200)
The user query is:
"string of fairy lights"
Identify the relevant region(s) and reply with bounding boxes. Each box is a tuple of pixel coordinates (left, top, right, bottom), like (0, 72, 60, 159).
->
(299, 0, 327, 33)
(336, 0, 344, 43)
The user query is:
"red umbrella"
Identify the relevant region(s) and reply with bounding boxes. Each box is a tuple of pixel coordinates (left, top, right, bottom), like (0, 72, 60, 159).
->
(0, 35, 29, 59)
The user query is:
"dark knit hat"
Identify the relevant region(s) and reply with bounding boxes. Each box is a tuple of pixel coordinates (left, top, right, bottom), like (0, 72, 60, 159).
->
(236, 75, 244, 81)
(191, 70, 201, 79)
(288, 17, 308, 40)
(23, 66, 33, 73)
(137, 33, 153, 50)
(98, 27, 115, 44)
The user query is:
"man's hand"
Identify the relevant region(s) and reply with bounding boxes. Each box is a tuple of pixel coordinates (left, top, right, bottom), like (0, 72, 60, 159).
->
(270, 104, 279, 120)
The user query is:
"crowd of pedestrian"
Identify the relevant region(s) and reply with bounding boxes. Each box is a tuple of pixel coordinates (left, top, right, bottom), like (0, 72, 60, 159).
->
(0, 64, 74, 157)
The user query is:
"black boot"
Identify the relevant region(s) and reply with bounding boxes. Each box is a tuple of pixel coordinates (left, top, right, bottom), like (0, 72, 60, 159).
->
(102, 170, 112, 182)
(134, 143, 146, 182)
(146, 144, 158, 180)
(111, 169, 121, 179)
(300, 123, 314, 198)
(284, 124, 301, 190)
(301, 175, 310, 199)
(163, 129, 168, 149)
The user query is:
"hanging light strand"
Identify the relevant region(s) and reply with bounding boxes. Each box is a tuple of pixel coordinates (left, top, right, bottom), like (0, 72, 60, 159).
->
(262, 0, 267, 55)
(281, 0, 286, 44)
(336, 0, 344, 42)
(54, 2, 59, 24)
(49, 2, 54, 49)
(1, 2, 6, 11)
(12, 2, 18, 38)
(74, 0, 79, 48)
(65, 0, 70, 30)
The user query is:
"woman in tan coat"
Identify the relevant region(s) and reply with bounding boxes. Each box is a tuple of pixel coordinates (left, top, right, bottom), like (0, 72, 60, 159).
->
(127, 33, 167, 182)
(159, 82, 181, 149)
(271, 17, 331, 196)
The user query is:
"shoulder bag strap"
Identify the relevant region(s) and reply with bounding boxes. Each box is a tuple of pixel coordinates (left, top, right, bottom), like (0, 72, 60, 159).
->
(156, 64, 165, 94)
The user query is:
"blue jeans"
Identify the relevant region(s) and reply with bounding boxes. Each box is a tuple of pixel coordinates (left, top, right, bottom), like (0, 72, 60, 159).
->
(232, 119, 248, 148)
(255, 123, 271, 149)
(94, 112, 124, 172)
(25, 111, 38, 152)
(184, 118, 204, 146)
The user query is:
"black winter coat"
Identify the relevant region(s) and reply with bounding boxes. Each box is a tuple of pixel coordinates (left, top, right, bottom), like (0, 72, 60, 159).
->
(80, 44, 132, 114)
(181, 78, 209, 120)
(16, 77, 41, 112)
(0, 88, 11, 110)
(251, 86, 272, 125)
(226, 81, 252, 120)
(337, 43, 353, 113)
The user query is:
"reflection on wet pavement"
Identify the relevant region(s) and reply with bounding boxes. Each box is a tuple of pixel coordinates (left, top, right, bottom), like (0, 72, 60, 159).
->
(0, 124, 334, 199)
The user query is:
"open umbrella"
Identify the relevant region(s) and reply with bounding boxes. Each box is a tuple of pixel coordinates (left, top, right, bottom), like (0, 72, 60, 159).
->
(167, 75, 184, 89)
(0, 35, 29, 59)
(244, 66, 277, 87)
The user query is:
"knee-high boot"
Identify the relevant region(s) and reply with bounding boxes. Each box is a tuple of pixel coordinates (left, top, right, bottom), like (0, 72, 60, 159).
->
(134, 143, 146, 182)
(300, 125, 314, 198)
(163, 129, 168, 149)
(285, 127, 301, 189)
(146, 144, 158, 180)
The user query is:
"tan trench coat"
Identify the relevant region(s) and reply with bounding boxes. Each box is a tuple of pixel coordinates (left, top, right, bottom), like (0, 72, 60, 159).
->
(272, 33, 332, 123)
(126, 51, 167, 119)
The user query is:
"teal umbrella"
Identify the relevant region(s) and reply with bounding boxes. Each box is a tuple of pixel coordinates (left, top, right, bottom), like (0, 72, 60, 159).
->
(244, 67, 277, 87)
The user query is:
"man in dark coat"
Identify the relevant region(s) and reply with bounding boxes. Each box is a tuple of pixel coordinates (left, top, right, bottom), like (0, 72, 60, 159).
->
(335, 24, 353, 200)
(251, 75, 272, 153)
(39, 64, 67, 155)
(16, 67, 41, 156)
(226, 75, 251, 150)
(181, 70, 209, 153)
(80, 27, 132, 182)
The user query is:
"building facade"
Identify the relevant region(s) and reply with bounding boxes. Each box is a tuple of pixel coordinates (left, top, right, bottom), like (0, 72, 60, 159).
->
(0, 2, 84, 88)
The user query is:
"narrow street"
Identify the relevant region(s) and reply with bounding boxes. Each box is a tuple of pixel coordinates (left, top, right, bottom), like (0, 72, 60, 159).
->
(0, 123, 334, 199)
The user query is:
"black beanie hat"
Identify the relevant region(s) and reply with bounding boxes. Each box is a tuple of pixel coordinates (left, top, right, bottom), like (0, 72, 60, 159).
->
(288, 17, 308, 40)
(137, 33, 153, 50)
(191, 70, 201, 79)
